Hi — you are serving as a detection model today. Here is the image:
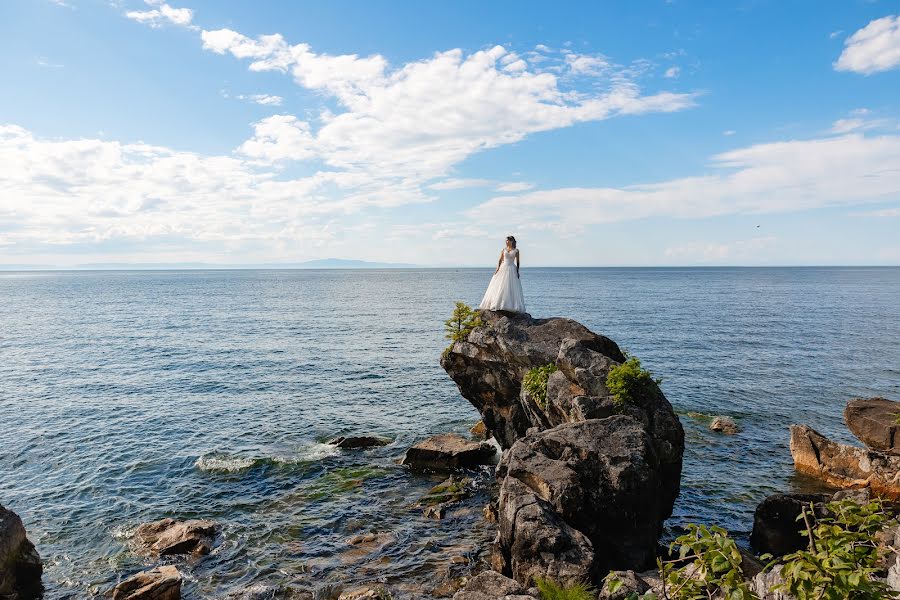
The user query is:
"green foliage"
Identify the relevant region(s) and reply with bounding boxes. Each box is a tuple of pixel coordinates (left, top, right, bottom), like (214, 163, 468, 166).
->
(444, 301, 483, 344)
(660, 524, 758, 600)
(534, 577, 595, 600)
(606, 356, 660, 408)
(523, 363, 558, 411)
(776, 498, 899, 600)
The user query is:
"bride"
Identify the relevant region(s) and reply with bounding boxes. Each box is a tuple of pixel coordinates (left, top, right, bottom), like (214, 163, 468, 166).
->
(479, 236, 526, 313)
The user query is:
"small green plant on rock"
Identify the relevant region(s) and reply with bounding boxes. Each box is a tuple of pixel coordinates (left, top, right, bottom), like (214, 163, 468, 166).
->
(523, 363, 558, 411)
(444, 301, 483, 345)
(776, 498, 899, 600)
(606, 355, 660, 408)
(660, 524, 757, 600)
(534, 577, 595, 600)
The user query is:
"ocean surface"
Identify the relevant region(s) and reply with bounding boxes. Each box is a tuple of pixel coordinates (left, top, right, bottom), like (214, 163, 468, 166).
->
(2, 267, 899, 599)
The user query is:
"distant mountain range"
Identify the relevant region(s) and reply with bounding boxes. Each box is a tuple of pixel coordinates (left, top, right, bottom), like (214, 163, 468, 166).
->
(0, 258, 419, 270)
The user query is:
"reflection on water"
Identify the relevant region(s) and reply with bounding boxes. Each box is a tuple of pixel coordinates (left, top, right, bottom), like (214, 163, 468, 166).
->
(2, 267, 899, 598)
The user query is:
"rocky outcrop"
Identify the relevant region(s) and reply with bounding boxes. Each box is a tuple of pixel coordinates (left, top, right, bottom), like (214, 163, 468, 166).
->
(452, 571, 537, 600)
(790, 425, 900, 498)
(112, 565, 181, 600)
(440, 310, 684, 585)
(0, 504, 42, 598)
(133, 518, 219, 557)
(402, 434, 496, 470)
(710, 416, 740, 435)
(328, 436, 391, 449)
(844, 397, 900, 455)
(750, 493, 832, 556)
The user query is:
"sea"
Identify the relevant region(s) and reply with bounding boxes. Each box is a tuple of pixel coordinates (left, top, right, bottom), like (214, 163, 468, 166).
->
(2, 267, 899, 598)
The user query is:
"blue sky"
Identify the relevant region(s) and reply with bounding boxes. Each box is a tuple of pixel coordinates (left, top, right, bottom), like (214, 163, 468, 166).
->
(1, 1, 899, 266)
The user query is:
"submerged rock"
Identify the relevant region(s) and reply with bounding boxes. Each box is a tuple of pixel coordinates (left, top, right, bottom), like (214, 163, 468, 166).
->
(710, 416, 740, 434)
(750, 492, 832, 556)
(0, 504, 42, 598)
(452, 570, 537, 600)
(337, 585, 393, 600)
(112, 565, 181, 600)
(790, 424, 900, 498)
(133, 518, 219, 556)
(844, 397, 900, 455)
(402, 434, 496, 470)
(328, 436, 391, 449)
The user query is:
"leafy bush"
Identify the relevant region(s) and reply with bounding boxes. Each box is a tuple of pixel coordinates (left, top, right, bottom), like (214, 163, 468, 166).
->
(776, 498, 899, 600)
(606, 355, 660, 408)
(660, 524, 756, 600)
(523, 363, 558, 411)
(444, 301, 483, 344)
(534, 577, 595, 600)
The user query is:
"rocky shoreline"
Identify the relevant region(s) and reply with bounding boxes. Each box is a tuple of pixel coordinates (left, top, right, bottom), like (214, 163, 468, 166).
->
(3, 310, 900, 599)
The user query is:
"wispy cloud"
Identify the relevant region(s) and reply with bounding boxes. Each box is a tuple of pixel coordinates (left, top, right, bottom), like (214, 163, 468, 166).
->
(428, 178, 492, 191)
(125, 0, 195, 29)
(495, 182, 535, 193)
(664, 66, 681, 79)
(35, 56, 64, 69)
(834, 15, 900, 74)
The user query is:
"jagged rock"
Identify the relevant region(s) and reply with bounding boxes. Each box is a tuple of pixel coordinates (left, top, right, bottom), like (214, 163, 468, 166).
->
(0, 504, 42, 598)
(470, 421, 489, 439)
(790, 424, 900, 498)
(710, 416, 740, 434)
(133, 518, 219, 556)
(495, 416, 672, 580)
(751, 565, 793, 600)
(452, 570, 537, 600)
(112, 565, 181, 600)
(750, 493, 831, 556)
(402, 434, 496, 470)
(328, 436, 391, 449)
(844, 397, 900, 455)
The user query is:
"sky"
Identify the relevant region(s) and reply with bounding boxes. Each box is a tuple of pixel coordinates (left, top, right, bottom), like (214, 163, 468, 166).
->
(1, 1, 899, 267)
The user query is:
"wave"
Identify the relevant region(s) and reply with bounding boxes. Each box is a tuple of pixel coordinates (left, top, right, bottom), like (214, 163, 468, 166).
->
(195, 443, 341, 473)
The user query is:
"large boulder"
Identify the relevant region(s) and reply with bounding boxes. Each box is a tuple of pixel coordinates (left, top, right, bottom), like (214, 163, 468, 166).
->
(133, 518, 219, 556)
(402, 434, 496, 470)
(750, 493, 832, 556)
(495, 417, 670, 580)
(112, 565, 181, 600)
(844, 397, 900, 455)
(790, 425, 900, 498)
(452, 571, 537, 600)
(0, 504, 42, 598)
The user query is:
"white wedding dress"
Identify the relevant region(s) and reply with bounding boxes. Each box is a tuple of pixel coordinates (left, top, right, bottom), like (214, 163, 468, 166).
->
(479, 249, 526, 313)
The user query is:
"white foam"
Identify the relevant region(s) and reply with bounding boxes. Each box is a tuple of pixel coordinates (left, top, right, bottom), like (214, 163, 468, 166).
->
(296, 442, 341, 462)
(194, 454, 257, 473)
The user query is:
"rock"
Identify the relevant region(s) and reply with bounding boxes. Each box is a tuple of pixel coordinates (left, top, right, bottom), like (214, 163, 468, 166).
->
(790, 424, 900, 498)
(328, 436, 391, 449)
(0, 504, 42, 598)
(440, 310, 683, 503)
(750, 564, 793, 600)
(132, 518, 219, 556)
(599, 570, 650, 600)
(483, 502, 499, 523)
(452, 570, 536, 600)
(418, 476, 473, 506)
(470, 421, 489, 439)
(402, 434, 496, 470)
(337, 585, 392, 600)
(844, 397, 900, 455)
(223, 584, 278, 600)
(750, 493, 831, 556)
(112, 565, 181, 600)
(710, 416, 740, 434)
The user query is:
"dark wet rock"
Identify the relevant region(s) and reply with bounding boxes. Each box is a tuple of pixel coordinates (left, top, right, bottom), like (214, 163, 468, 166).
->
(495, 417, 671, 580)
(418, 476, 473, 506)
(750, 493, 832, 556)
(133, 518, 218, 557)
(402, 434, 496, 470)
(0, 504, 42, 598)
(112, 565, 181, 600)
(452, 570, 537, 600)
(790, 424, 900, 498)
(844, 397, 900, 455)
(710, 416, 740, 434)
(328, 436, 391, 449)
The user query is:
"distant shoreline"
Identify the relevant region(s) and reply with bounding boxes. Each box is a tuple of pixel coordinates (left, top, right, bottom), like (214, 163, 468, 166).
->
(1, 265, 898, 272)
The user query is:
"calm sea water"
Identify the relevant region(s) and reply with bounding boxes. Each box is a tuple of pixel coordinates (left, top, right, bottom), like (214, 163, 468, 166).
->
(2, 268, 899, 599)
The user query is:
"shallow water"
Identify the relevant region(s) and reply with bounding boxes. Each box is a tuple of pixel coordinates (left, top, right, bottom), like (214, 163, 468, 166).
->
(2, 267, 899, 598)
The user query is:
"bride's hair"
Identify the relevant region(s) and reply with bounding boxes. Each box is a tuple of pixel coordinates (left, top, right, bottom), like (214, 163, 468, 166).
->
(506, 236, 517, 248)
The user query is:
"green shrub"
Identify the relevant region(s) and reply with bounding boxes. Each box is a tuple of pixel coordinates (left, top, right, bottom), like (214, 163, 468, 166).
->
(444, 301, 483, 344)
(660, 524, 756, 600)
(534, 577, 595, 600)
(606, 355, 660, 408)
(523, 363, 558, 411)
(776, 498, 899, 600)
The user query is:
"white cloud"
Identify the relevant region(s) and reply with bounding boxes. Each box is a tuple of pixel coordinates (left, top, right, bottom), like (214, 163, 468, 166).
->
(564, 53, 609, 76)
(428, 178, 492, 190)
(723, 130, 736, 136)
(664, 66, 681, 79)
(853, 207, 900, 217)
(834, 15, 900, 74)
(469, 133, 900, 230)
(495, 182, 535, 193)
(36, 56, 64, 68)
(125, 1, 194, 28)
(664, 236, 776, 263)
(237, 115, 317, 162)
(236, 94, 284, 106)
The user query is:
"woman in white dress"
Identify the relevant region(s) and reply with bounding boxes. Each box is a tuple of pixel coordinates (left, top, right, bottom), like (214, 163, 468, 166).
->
(479, 236, 526, 313)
